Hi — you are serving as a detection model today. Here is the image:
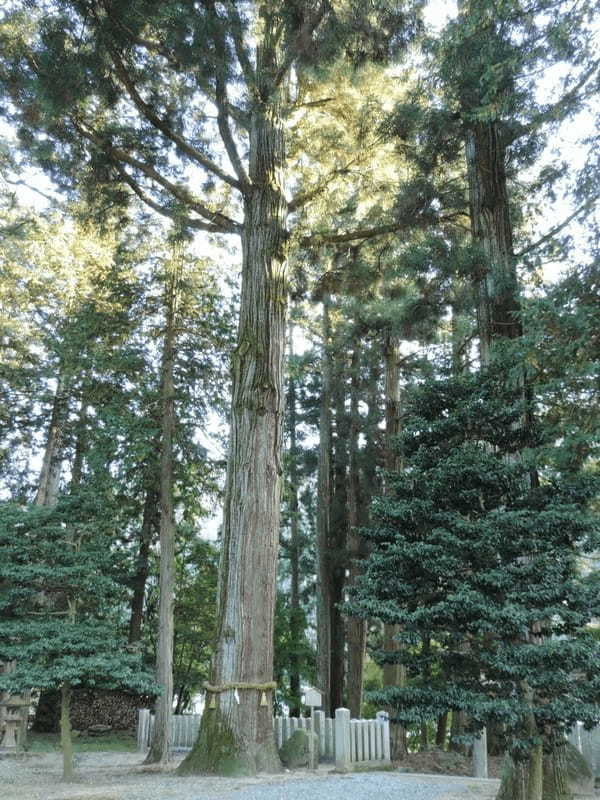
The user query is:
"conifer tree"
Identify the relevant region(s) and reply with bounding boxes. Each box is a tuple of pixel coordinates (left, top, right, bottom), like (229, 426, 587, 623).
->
(0, 2, 424, 772)
(0, 494, 154, 779)
(347, 362, 600, 792)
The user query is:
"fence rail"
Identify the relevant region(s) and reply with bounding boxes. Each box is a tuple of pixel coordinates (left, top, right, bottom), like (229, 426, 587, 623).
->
(137, 706, 390, 770)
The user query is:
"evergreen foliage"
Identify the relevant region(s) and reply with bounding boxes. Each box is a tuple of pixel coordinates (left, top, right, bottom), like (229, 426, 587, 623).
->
(0, 491, 154, 693)
(347, 361, 600, 757)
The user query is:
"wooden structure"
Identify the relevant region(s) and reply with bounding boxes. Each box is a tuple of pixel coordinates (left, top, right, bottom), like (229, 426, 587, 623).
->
(0, 662, 30, 751)
(137, 706, 392, 770)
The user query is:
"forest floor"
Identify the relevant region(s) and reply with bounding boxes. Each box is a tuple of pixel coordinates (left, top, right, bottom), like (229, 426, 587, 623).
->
(0, 750, 501, 800)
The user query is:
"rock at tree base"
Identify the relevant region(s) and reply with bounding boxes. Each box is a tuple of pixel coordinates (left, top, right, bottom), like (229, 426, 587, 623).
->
(86, 724, 113, 736)
(544, 741, 595, 797)
(279, 730, 319, 769)
(499, 743, 594, 800)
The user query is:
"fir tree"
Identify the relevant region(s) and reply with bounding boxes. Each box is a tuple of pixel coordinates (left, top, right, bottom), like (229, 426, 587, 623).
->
(347, 361, 600, 796)
(0, 492, 154, 779)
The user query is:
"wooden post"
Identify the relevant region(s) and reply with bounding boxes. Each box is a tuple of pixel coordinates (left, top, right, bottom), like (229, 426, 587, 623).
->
(335, 708, 351, 772)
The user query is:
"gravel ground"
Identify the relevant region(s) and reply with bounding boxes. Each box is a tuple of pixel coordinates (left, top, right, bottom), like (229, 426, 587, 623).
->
(0, 751, 499, 800)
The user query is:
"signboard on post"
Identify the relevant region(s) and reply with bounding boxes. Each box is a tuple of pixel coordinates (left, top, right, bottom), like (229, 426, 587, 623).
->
(303, 687, 322, 709)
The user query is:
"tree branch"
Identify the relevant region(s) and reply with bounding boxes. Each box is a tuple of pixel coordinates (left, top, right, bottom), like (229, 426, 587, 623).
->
(288, 139, 387, 213)
(301, 221, 409, 246)
(222, 1, 256, 88)
(72, 118, 242, 233)
(273, 2, 331, 88)
(108, 46, 242, 190)
(206, 2, 250, 187)
(301, 212, 464, 246)
(113, 163, 230, 233)
(515, 196, 599, 259)
(521, 58, 600, 138)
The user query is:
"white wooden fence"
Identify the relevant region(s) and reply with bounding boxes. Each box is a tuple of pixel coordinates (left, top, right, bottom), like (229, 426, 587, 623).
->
(137, 708, 202, 751)
(137, 706, 390, 770)
(568, 723, 600, 779)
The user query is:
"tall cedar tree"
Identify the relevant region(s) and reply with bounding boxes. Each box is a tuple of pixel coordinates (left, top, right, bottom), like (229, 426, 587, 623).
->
(0, 1, 422, 773)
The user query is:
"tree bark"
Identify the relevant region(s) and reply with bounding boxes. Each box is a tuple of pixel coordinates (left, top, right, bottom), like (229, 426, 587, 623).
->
(69, 395, 88, 490)
(179, 75, 287, 774)
(346, 346, 366, 718)
(60, 682, 74, 781)
(35, 372, 69, 506)
(330, 348, 348, 713)
(382, 333, 408, 759)
(128, 485, 159, 644)
(465, 122, 521, 366)
(436, 712, 449, 749)
(287, 325, 302, 717)
(316, 295, 333, 715)
(145, 260, 180, 765)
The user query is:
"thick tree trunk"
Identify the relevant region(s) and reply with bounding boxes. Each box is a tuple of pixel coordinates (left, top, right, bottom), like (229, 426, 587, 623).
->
(60, 682, 74, 781)
(465, 122, 521, 366)
(179, 89, 287, 775)
(128, 485, 159, 644)
(316, 296, 333, 715)
(35, 372, 69, 506)
(287, 326, 302, 717)
(145, 263, 179, 765)
(382, 333, 408, 759)
(330, 351, 348, 713)
(464, 81, 546, 800)
(346, 346, 366, 718)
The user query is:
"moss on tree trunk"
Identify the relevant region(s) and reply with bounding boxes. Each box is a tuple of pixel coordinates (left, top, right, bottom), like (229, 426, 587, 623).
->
(177, 701, 280, 776)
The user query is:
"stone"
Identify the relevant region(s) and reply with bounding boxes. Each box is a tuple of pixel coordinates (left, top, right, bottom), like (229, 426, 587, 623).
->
(334, 707, 351, 772)
(279, 729, 319, 769)
(86, 724, 112, 736)
(562, 740, 595, 796)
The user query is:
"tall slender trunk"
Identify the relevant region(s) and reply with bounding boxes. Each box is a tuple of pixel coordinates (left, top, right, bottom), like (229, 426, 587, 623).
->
(330, 350, 348, 713)
(35, 372, 69, 506)
(382, 333, 408, 759)
(128, 485, 159, 644)
(70, 395, 88, 490)
(287, 326, 302, 717)
(346, 346, 366, 718)
(30, 372, 71, 738)
(60, 682, 73, 780)
(436, 712, 449, 749)
(316, 295, 333, 715)
(180, 83, 287, 775)
(145, 262, 179, 765)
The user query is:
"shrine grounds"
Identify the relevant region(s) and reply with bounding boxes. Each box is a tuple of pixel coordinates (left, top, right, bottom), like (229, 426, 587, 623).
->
(1, 749, 501, 800)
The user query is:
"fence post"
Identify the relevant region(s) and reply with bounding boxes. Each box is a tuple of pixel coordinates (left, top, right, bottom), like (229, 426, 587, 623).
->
(472, 727, 488, 778)
(335, 707, 351, 772)
(313, 710, 325, 758)
(137, 709, 150, 751)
